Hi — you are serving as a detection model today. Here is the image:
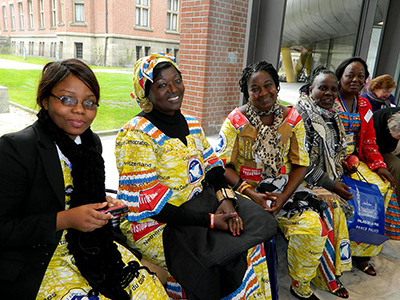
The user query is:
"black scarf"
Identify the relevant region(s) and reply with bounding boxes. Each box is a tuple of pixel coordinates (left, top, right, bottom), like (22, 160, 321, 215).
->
(139, 108, 189, 145)
(37, 109, 135, 299)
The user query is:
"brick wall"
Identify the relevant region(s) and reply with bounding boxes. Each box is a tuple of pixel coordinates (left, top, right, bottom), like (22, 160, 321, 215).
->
(179, 0, 249, 135)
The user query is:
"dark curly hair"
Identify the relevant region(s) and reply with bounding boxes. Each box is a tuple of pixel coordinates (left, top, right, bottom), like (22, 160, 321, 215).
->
(239, 61, 280, 100)
(335, 57, 370, 83)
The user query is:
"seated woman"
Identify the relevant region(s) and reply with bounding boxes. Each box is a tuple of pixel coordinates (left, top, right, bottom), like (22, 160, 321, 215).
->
(373, 107, 400, 239)
(115, 53, 276, 300)
(335, 57, 396, 276)
(0, 59, 168, 299)
(296, 67, 355, 298)
(215, 61, 329, 300)
(361, 74, 397, 112)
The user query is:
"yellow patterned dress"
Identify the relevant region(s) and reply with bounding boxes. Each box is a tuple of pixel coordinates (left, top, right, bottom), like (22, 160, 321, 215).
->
(115, 115, 272, 299)
(37, 145, 168, 300)
(216, 107, 328, 298)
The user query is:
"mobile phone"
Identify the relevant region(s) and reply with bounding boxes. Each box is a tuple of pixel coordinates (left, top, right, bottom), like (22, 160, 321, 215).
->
(101, 205, 129, 217)
(101, 205, 129, 227)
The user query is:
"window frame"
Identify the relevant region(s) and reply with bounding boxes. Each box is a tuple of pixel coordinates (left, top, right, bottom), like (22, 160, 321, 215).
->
(18, 1, 24, 30)
(166, 0, 179, 32)
(10, 3, 16, 30)
(75, 42, 83, 59)
(51, 0, 57, 27)
(39, 0, 44, 29)
(28, 0, 34, 29)
(2, 5, 8, 31)
(135, 0, 150, 28)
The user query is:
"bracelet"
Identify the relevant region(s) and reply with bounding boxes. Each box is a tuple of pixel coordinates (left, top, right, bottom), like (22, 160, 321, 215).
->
(232, 178, 243, 191)
(216, 188, 238, 208)
(216, 188, 237, 202)
(209, 213, 215, 229)
(237, 181, 252, 194)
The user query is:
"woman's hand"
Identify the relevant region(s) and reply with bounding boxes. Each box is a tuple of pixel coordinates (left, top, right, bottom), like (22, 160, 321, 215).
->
(333, 180, 354, 200)
(215, 199, 243, 235)
(247, 188, 288, 215)
(265, 192, 290, 215)
(106, 195, 124, 207)
(376, 168, 396, 187)
(57, 202, 113, 232)
(245, 188, 272, 210)
(213, 212, 242, 234)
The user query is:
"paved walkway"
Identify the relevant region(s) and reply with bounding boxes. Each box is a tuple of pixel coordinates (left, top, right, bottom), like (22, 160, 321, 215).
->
(1, 59, 400, 299)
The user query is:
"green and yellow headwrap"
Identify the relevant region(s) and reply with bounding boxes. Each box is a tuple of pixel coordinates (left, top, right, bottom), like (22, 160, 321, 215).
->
(131, 52, 179, 110)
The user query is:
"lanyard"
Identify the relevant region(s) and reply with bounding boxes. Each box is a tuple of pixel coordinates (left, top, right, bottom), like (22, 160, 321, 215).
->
(339, 93, 357, 130)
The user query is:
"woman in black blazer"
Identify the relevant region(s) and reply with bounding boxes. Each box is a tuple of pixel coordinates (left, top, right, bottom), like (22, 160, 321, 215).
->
(0, 59, 168, 299)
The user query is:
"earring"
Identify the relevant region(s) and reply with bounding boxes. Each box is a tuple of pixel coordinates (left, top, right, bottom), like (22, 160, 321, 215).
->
(142, 98, 153, 113)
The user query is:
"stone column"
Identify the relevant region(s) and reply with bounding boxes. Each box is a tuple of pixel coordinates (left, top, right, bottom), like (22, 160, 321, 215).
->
(0, 86, 10, 113)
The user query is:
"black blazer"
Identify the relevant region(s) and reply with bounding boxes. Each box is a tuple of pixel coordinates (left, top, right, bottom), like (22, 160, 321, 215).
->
(0, 121, 102, 299)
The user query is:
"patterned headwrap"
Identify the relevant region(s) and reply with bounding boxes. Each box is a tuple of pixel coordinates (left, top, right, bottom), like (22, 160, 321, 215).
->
(131, 52, 179, 110)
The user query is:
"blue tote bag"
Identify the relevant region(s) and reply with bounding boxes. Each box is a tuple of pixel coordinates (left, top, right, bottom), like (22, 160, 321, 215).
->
(342, 175, 389, 246)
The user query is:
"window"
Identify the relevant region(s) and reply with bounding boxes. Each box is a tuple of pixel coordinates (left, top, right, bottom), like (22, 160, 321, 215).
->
(145, 46, 151, 56)
(51, 0, 57, 26)
(39, 42, 45, 56)
(59, 41, 63, 59)
(28, 0, 34, 28)
(74, 2, 84, 22)
(59, 0, 64, 23)
(10, 4, 16, 30)
(18, 1, 24, 29)
(29, 41, 34, 55)
(19, 41, 24, 54)
(2, 6, 7, 30)
(39, 0, 44, 28)
(174, 48, 179, 61)
(135, 0, 149, 27)
(136, 45, 142, 61)
(166, 0, 179, 31)
(75, 42, 83, 59)
(166, 48, 171, 54)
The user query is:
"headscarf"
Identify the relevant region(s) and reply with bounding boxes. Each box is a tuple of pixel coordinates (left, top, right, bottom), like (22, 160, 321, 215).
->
(131, 52, 179, 110)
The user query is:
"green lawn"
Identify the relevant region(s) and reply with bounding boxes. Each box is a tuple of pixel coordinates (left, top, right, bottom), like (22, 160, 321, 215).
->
(0, 58, 140, 131)
(1, 55, 291, 131)
(0, 54, 53, 65)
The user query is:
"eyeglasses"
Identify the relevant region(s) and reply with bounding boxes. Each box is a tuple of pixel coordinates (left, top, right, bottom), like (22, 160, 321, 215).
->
(50, 93, 99, 110)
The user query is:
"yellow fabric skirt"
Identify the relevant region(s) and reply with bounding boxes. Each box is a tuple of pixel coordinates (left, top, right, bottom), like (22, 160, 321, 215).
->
(36, 231, 168, 300)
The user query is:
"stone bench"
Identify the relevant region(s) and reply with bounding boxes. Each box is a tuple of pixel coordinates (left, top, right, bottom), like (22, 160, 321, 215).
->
(0, 85, 10, 113)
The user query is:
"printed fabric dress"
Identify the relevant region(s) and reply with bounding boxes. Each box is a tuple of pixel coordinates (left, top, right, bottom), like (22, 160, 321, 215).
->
(295, 96, 352, 294)
(115, 114, 272, 300)
(336, 96, 394, 257)
(37, 144, 169, 300)
(215, 107, 329, 299)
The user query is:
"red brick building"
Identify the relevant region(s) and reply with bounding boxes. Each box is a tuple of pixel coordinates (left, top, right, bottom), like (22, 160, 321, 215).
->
(0, 0, 248, 135)
(0, 0, 181, 67)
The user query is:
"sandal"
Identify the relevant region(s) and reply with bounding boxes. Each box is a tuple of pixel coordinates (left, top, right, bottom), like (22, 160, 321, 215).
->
(332, 278, 349, 299)
(290, 286, 320, 300)
(355, 260, 377, 276)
